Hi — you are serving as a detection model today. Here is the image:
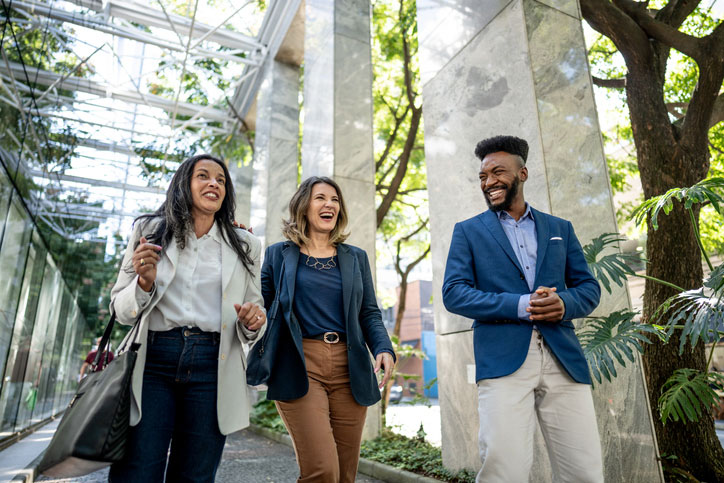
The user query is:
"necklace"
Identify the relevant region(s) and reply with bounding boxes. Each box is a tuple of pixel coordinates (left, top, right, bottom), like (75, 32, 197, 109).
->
(305, 253, 337, 270)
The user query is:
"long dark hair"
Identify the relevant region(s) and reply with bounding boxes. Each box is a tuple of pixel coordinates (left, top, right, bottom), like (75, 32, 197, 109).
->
(133, 154, 253, 273)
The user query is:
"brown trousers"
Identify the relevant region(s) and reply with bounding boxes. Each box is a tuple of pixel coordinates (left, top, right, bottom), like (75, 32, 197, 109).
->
(276, 339, 368, 483)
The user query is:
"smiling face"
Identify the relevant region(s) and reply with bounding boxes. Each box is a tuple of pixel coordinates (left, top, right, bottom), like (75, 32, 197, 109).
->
(190, 158, 226, 218)
(305, 182, 339, 237)
(479, 151, 527, 212)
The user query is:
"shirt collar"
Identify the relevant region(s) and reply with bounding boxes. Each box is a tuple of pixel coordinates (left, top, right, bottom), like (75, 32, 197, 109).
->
(497, 203, 534, 222)
(206, 221, 222, 243)
(190, 221, 222, 244)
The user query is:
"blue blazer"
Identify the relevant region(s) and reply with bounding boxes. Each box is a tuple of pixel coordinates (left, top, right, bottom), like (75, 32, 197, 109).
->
(261, 241, 395, 405)
(442, 208, 600, 384)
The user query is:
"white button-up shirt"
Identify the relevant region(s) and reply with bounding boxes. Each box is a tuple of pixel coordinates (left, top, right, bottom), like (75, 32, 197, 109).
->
(136, 222, 223, 332)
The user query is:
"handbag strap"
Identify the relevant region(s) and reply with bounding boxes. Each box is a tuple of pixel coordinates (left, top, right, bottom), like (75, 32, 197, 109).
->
(91, 311, 142, 370)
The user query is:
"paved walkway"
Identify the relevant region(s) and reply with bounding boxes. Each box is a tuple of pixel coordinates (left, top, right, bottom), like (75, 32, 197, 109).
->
(35, 428, 383, 483)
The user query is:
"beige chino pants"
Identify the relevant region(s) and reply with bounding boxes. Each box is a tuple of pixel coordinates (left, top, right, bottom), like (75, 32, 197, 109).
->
(276, 339, 368, 483)
(476, 331, 604, 483)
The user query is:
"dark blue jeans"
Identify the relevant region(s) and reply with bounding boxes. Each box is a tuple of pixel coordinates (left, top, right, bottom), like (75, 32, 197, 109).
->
(109, 327, 225, 483)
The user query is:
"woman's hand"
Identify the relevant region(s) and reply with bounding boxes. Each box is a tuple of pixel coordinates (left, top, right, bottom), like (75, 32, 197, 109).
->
(232, 220, 253, 234)
(234, 302, 266, 331)
(374, 352, 395, 389)
(133, 236, 162, 292)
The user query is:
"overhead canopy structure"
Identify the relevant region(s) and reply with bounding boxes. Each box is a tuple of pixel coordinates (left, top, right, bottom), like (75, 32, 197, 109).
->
(0, 0, 302, 244)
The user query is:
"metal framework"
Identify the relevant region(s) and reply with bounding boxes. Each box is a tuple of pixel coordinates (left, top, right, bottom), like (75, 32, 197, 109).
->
(0, 0, 302, 243)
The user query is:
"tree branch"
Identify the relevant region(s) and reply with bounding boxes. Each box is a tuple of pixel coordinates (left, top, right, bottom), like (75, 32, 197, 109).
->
(375, 102, 410, 171)
(591, 75, 627, 88)
(709, 92, 724, 129)
(376, 106, 422, 227)
(666, 101, 688, 120)
(613, 0, 704, 61)
(656, 0, 702, 28)
(580, 0, 653, 64)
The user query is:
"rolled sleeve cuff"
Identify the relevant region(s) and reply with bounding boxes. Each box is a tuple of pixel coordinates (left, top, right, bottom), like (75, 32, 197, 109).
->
(517, 294, 531, 321)
(134, 278, 155, 310)
(374, 349, 396, 362)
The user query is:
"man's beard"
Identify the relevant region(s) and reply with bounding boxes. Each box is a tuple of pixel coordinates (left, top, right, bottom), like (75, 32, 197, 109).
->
(484, 175, 520, 212)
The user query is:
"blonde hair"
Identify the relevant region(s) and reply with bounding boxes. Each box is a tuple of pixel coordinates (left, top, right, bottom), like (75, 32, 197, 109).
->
(282, 176, 349, 247)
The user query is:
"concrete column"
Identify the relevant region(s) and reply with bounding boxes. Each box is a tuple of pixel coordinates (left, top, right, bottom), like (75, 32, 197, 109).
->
(302, 0, 380, 439)
(416, 0, 662, 480)
(249, 60, 301, 246)
(229, 158, 253, 227)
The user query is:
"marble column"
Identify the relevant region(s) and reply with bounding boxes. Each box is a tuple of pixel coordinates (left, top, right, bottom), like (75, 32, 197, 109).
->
(416, 0, 663, 480)
(249, 60, 301, 246)
(302, 0, 380, 439)
(229, 158, 253, 227)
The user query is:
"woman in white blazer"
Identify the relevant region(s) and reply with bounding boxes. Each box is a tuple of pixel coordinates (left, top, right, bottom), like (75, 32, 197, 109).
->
(108, 154, 266, 482)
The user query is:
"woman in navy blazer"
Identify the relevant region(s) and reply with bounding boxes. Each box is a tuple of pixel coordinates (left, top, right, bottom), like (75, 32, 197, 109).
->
(261, 176, 395, 483)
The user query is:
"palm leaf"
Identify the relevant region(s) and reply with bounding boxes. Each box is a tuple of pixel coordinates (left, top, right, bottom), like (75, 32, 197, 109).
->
(654, 285, 724, 353)
(658, 369, 724, 424)
(582, 233, 640, 294)
(577, 310, 659, 384)
(704, 263, 724, 292)
(631, 177, 724, 230)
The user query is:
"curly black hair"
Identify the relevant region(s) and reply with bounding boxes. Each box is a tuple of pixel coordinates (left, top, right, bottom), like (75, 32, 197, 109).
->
(474, 135, 529, 165)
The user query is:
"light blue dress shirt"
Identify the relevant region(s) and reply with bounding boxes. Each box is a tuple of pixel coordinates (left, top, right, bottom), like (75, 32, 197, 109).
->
(497, 204, 537, 320)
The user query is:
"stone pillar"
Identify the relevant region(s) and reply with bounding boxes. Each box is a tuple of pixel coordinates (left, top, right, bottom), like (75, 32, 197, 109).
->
(417, 0, 663, 480)
(229, 159, 253, 227)
(302, 0, 380, 439)
(249, 60, 301, 247)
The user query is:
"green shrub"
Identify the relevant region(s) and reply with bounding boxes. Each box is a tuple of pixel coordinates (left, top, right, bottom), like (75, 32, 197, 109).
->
(360, 429, 475, 482)
(249, 397, 287, 434)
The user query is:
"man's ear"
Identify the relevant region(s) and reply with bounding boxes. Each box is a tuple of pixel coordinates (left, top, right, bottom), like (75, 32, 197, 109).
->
(519, 166, 529, 182)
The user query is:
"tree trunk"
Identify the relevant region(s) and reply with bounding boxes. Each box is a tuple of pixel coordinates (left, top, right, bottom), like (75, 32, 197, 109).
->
(380, 272, 409, 419)
(631, 73, 724, 478)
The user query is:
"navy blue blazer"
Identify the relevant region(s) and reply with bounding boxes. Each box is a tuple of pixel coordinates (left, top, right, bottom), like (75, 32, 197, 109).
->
(261, 241, 395, 405)
(442, 208, 600, 384)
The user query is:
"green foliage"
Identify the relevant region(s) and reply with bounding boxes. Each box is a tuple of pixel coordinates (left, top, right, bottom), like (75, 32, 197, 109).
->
(360, 429, 475, 482)
(653, 264, 724, 354)
(631, 177, 724, 230)
(250, 397, 287, 434)
(658, 369, 724, 425)
(577, 310, 659, 384)
(582, 233, 640, 294)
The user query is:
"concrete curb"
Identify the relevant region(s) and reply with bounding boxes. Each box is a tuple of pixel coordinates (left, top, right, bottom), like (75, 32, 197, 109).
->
(10, 452, 42, 482)
(248, 424, 442, 483)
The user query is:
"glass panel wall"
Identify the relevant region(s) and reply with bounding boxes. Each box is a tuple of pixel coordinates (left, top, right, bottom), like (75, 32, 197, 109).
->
(0, 196, 32, 388)
(18, 260, 62, 428)
(0, 237, 45, 438)
(0, 163, 92, 440)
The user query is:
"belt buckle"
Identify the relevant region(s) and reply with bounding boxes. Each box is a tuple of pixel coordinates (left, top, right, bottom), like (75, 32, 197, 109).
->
(323, 332, 339, 344)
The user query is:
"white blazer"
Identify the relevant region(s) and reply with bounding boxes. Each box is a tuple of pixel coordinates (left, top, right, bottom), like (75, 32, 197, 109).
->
(110, 220, 265, 435)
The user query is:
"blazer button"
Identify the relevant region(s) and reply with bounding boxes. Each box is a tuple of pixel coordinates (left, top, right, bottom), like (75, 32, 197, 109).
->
(131, 310, 137, 317)
(220, 353, 226, 360)
(223, 292, 227, 300)
(222, 324, 227, 330)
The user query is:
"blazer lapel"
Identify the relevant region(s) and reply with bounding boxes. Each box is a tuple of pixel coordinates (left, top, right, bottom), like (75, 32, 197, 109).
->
(479, 210, 525, 274)
(220, 238, 237, 292)
(164, 238, 180, 269)
(282, 242, 300, 306)
(337, 244, 354, 323)
(532, 208, 549, 285)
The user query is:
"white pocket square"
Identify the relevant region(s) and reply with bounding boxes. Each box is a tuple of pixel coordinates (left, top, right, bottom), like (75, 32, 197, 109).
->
(550, 236, 563, 241)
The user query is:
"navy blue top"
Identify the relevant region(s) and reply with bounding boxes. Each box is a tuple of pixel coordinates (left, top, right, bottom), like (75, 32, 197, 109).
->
(293, 255, 346, 337)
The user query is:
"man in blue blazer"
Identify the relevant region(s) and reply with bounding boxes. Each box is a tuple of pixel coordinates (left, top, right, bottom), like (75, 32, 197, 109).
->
(442, 136, 604, 482)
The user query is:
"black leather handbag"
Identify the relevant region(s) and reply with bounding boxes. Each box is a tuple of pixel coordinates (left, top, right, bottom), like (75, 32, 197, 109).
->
(38, 312, 141, 477)
(246, 264, 285, 386)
